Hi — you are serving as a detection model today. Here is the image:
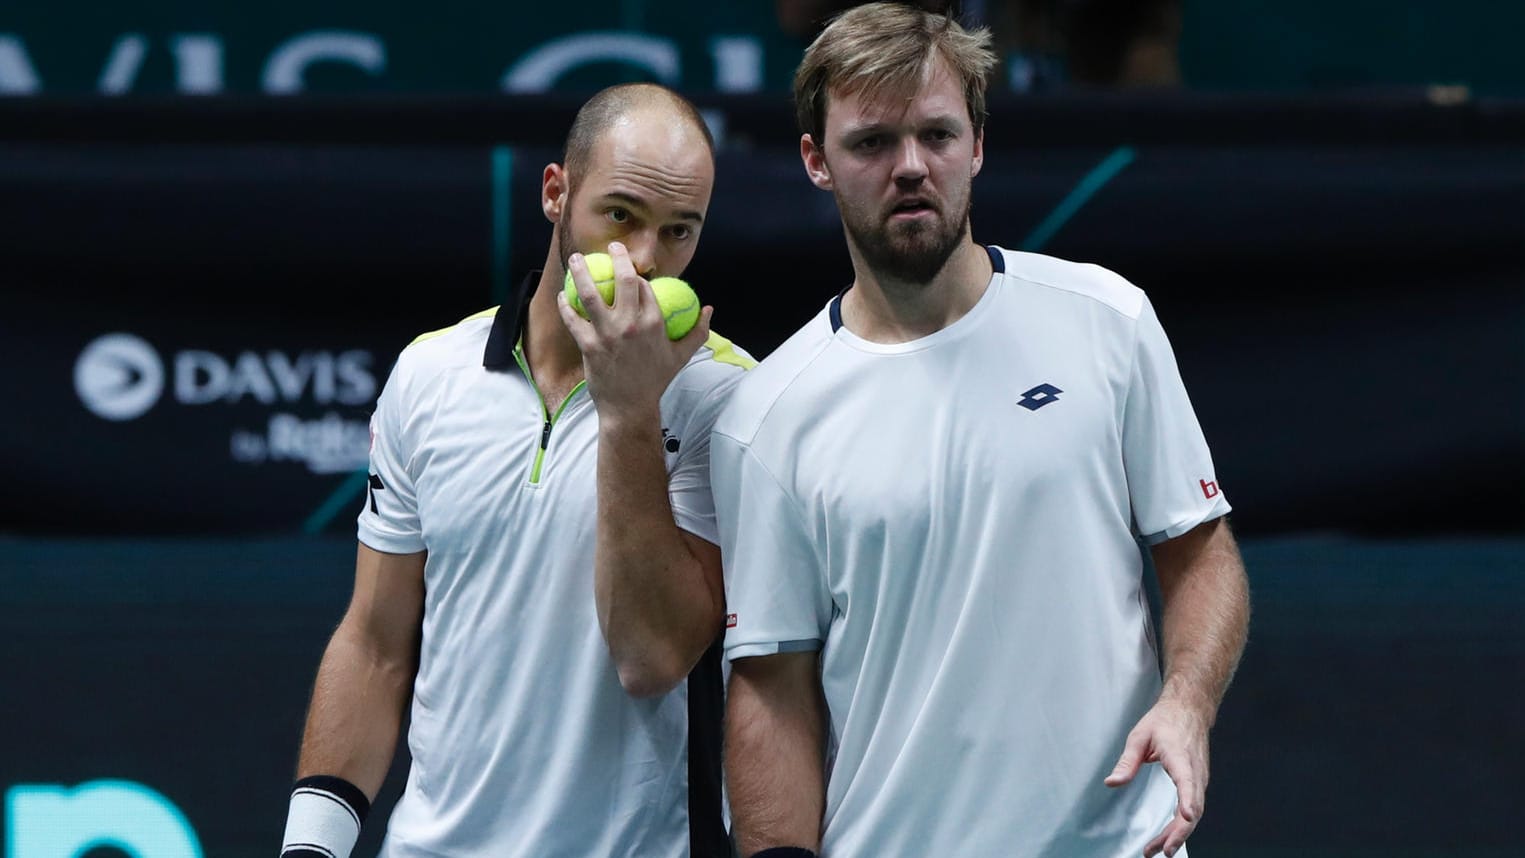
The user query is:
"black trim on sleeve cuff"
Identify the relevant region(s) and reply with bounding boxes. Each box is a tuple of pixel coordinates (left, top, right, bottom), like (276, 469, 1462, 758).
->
(749, 849, 819, 858)
(292, 774, 371, 822)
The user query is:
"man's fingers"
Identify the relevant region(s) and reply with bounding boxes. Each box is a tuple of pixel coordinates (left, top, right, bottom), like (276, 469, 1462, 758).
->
(674, 305, 714, 354)
(1142, 812, 1195, 858)
(1105, 728, 1151, 787)
(1161, 812, 1197, 857)
(1158, 748, 1202, 822)
(567, 253, 610, 323)
(1180, 787, 1201, 823)
(607, 241, 643, 316)
(555, 290, 594, 344)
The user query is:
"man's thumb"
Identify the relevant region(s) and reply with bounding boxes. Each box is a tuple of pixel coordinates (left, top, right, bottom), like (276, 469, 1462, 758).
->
(1104, 731, 1148, 787)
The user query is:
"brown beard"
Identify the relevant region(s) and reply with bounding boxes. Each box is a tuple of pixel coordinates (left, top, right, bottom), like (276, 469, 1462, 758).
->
(840, 193, 971, 286)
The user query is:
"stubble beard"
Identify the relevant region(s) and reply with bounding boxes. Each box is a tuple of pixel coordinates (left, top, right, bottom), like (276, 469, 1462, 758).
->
(556, 212, 582, 279)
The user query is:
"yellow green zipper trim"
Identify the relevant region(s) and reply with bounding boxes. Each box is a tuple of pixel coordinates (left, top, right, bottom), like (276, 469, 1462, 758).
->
(513, 344, 585, 485)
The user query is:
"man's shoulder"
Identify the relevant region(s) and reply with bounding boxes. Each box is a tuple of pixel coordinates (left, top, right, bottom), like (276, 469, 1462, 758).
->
(683, 329, 759, 379)
(713, 304, 837, 445)
(665, 328, 759, 406)
(393, 307, 499, 374)
(993, 246, 1147, 321)
(375, 307, 499, 410)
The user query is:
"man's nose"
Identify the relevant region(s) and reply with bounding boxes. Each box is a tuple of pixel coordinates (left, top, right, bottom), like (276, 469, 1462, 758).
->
(892, 138, 928, 183)
(624, 231, 659, 278)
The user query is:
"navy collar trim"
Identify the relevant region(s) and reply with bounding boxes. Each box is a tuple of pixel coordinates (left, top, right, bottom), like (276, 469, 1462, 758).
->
(828, 245, 1003, 333)
(829, 286, 847, 333)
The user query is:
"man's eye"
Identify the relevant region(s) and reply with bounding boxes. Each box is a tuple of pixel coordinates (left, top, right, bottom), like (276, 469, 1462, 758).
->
(855, 136, 883, 151)
(608, 208, 629, 223)
(669, 224, 692, 241)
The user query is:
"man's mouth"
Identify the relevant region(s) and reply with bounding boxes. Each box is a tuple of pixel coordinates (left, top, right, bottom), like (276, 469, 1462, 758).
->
(889, 199, 935, 217)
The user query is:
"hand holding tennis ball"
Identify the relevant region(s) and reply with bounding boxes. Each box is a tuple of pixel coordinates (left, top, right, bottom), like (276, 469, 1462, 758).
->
(563, 252, 617, 316)
(563, 252, 702, 340)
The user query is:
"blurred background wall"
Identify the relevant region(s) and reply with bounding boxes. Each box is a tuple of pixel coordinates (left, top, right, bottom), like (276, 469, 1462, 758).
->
(2, 2, 1521, 856)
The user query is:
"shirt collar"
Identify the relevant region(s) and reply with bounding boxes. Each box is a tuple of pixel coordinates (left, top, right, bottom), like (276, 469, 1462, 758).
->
(483, 270, 541, 369)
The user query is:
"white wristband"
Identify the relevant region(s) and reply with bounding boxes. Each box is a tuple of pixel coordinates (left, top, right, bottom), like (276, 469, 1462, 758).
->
(281, 775, 368, 858)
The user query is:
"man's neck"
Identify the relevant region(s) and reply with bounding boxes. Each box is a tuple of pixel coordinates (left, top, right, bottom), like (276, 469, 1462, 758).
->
(522, 268, 587, 395)
(840, 237, 992, 344)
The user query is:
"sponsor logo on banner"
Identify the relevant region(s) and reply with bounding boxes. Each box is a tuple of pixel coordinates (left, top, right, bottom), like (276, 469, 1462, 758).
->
(74, 333, 166, 421)
(74, 332, 376, 475)
(230, 413, 371, 474)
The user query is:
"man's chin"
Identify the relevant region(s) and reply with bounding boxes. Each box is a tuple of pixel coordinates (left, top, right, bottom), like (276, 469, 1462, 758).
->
(885, 231, 944, 259)
(872, 248, 951, 285)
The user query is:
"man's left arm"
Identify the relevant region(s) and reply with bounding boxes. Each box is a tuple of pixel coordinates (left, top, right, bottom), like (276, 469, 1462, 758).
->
(594, 416, 725, 697)
(1105, 516, 1250, 858)
(559, 243, 724, 697)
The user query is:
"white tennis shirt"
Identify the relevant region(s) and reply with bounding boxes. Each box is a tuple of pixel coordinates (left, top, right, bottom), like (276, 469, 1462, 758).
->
(359, 285, 752, 858)
(713, 246, 1231, 858)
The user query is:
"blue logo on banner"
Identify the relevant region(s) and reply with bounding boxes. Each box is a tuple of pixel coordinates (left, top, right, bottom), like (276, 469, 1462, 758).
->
(5, 779, 203, 858)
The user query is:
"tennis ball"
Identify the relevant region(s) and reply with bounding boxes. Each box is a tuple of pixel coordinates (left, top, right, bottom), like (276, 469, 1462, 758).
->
(563, 252, 617, 317)
(650, 276, 701, 340)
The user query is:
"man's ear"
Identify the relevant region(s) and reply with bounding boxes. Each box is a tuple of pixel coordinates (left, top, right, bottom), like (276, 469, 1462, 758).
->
(801, 133, 833, 191)
(543, 163, 569, 223)
(971, 126, 984, 179)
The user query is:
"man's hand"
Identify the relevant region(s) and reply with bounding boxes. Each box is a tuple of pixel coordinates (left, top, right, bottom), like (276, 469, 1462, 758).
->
(556, 241, 712, 422)
(1104, 694, 1211, 858)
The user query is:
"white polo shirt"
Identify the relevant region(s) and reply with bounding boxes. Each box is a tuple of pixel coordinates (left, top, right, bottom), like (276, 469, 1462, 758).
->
(713, 246, 1230, 858)
(359, 282, 753, 858)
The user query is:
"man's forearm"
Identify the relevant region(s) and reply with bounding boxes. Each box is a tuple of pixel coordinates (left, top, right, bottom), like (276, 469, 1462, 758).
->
(727, 654, 827, 856)
(297, 625, 414, 797)
(1152, 517, 1251, 722)
(595, 413, 723, 696)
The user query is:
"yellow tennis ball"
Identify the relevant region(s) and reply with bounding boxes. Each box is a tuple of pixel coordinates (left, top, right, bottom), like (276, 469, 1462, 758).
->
(649, 276, 701, 340)
(563, 252, 616, 317)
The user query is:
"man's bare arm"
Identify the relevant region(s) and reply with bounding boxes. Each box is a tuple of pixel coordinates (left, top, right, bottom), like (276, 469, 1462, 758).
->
(593, 419, 725, 696)
(1106, 517, 1250, 858)
(296, 543, 426, 797)
(558, 242, 724, 697)
(727, 651, 828, 857)
(1152, 516, 1251, 719)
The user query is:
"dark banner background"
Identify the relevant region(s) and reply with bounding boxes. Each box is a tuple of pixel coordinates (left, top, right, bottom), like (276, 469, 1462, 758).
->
(1, 93, 1522, 858)
(3, 94, 1523, 537)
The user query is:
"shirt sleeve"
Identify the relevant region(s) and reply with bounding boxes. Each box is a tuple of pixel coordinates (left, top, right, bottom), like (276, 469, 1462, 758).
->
(666, 365, 748, 545)
(357, 360, 425, 554)
(1123, 296, 1233, 544)
(710, 430, 831, 661)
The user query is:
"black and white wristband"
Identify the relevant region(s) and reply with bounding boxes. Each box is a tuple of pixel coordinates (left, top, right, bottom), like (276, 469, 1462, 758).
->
(281, 775, 371, 858)
(749, 849, 819, 858)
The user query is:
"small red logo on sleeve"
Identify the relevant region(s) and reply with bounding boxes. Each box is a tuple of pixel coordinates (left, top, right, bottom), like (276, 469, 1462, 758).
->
(1200, 478, 1220, 499)
(725, 613, 737, 629)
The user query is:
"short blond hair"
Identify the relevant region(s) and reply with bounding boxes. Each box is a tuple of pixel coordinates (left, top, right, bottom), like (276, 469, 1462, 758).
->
(793, 2, 997, 142)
